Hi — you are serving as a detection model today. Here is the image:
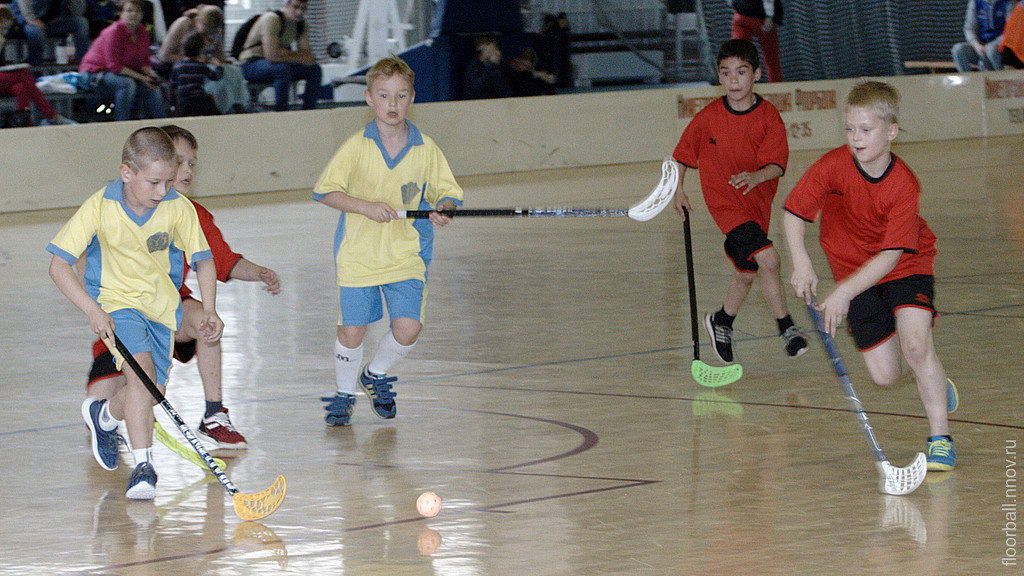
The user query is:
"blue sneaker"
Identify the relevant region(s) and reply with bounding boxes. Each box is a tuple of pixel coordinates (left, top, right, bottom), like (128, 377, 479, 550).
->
(946, 378, 959, 413)
(321, 393, 356, 426)
(926, 436, 956, 471)
(125, 462, 158, 500)
(359, 367, 397, 419)
(82, 398, 119, 471)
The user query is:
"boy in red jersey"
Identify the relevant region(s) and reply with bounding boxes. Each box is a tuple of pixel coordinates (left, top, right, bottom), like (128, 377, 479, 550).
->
(673, 38, 807, 365)
(783, 81, 959, 471)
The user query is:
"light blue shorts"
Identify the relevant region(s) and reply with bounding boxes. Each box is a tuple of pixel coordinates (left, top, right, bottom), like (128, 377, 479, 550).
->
(109, 308, 174, 385)
(338, 279, 427, 326)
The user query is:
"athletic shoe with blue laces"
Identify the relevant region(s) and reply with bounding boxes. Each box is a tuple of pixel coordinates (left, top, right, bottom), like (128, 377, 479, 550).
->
(359, 366, 397, 419)
(926, 436, 956, 471)
(321, 393, 356, 426)
(82, 398, 119, 470)
(125, 462, 158, 500)
(946, 378, 959, 413)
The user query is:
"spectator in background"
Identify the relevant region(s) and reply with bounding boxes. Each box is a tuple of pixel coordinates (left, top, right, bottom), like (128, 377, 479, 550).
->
(155, 4, 248, 113)
(170, 31, 222, 116)
(237, 0, 321, 112)
(1000, 1, 1024, 69)
(727, 0, 783, 82)
(536, 12, 572, 89)
(507, 48, 557, 97)
(10, 0, 90, 66)
(951, 0, 1014, 72)
(153, 4, 224, 77)
(79, 0, 167, 121)
(464, 33, 512, 99)
(0, 6, 76, 125)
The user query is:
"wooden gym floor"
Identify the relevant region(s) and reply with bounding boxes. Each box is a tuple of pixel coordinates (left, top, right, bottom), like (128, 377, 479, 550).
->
(0, 135, 1021, 575)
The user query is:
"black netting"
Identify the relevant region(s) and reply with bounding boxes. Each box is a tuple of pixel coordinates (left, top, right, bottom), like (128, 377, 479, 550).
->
(699, 0, 968, 81)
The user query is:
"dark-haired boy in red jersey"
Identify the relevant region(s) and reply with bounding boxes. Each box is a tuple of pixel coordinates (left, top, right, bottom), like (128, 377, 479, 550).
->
(673, 38, 808, 365)
(783, 80, 958, 471)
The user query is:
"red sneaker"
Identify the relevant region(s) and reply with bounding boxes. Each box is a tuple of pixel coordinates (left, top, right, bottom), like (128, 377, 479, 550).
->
(197, 408, 248, 449)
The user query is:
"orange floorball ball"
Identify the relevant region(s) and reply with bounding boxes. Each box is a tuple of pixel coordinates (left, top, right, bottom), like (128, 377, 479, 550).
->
(416, 492, 442, 518)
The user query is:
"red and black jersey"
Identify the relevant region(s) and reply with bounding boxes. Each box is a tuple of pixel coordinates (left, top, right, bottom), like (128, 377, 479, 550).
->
(178, 199, 243, 300)
(785, 146, 937, 284)
(672, 95, 789, 234)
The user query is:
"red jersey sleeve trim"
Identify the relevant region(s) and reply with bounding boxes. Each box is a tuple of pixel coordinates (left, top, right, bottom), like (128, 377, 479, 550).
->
(784, 207, 815, 223)
(883, 246, 916, 255)
(760, 162, 786, 176)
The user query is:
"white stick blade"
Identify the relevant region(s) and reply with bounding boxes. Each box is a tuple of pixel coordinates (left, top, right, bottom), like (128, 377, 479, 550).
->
(628, 159, 678, 221)
(877, 452, 927, 495)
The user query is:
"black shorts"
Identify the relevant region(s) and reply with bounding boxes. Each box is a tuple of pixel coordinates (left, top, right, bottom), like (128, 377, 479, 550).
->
(87, 338, 198, 386)
(724, 221, 773, 272)
(847, 274, 936, 351)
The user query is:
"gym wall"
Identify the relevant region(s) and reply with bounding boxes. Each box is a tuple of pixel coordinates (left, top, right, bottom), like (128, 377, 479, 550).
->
(1, 70, 1022, 214)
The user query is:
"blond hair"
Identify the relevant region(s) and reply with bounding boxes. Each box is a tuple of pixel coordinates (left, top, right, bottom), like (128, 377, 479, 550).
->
(366, 56, 415, 91)
(847, 81, 899, 124)
(191, 4, 224, 29)
(122, 127, 178, 172)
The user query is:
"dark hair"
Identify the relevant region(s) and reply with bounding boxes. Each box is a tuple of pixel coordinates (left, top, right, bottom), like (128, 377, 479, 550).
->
(182, 30, 205, 59)
(717, 38, 759, 71)
(160, 124, 198, 151)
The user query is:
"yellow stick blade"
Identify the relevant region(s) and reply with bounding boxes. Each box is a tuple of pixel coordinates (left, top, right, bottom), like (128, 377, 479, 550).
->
(154, 420, 227, 471)
(692, 360, 743, 388)
(233, 475, 287, 520)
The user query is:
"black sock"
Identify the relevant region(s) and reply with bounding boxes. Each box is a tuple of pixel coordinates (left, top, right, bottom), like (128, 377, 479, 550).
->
(714, 308, 735, 327)
(777, 315, 794, 334)
(205, 400, 223, 419)
(928, 435, 953, 442)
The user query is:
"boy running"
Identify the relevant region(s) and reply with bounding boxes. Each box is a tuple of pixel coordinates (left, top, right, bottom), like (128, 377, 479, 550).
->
(673, 38, 808, 364)
(783, 81, 959, 471)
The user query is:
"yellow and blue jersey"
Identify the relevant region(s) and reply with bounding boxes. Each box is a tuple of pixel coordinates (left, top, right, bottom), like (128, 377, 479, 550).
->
(313, 121, 463, 288)
(46, 179, 212, 330)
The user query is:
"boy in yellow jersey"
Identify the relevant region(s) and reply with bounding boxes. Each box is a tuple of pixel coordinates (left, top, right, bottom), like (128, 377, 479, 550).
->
(314, 56, 462, 426)
(47, 127, 223, 499)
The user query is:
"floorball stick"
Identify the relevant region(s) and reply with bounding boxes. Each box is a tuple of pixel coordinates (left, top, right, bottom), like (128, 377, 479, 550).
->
(682, 210, 743, 387)
(154, 419, 226, 471)
(110, 335, 286, 519)
(398, 159, 679, 222)
(805, 300, 926, 495)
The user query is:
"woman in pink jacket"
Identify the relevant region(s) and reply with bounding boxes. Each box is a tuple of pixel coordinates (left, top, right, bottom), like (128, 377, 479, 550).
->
(78, 0, 166, 121)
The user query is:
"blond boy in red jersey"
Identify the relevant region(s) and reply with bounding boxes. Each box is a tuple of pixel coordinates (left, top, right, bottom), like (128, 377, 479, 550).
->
(784, 81, 958, 471)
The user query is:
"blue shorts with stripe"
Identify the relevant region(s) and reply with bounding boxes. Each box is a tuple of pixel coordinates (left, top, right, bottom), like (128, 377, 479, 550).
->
(338, 278, 427, 326)
(109, 309, 175, 385)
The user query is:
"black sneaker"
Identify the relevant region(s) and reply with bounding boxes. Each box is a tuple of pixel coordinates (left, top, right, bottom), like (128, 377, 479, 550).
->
(780, 326, 809, 358)
(704, 313, 734, 363)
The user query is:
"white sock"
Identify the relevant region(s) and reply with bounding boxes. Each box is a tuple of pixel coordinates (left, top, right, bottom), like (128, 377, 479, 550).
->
(335, 340, 363, 395)
(132, 447, 153, 466)
(367, 331, 415, 375)
(98, 401, 119, 431)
